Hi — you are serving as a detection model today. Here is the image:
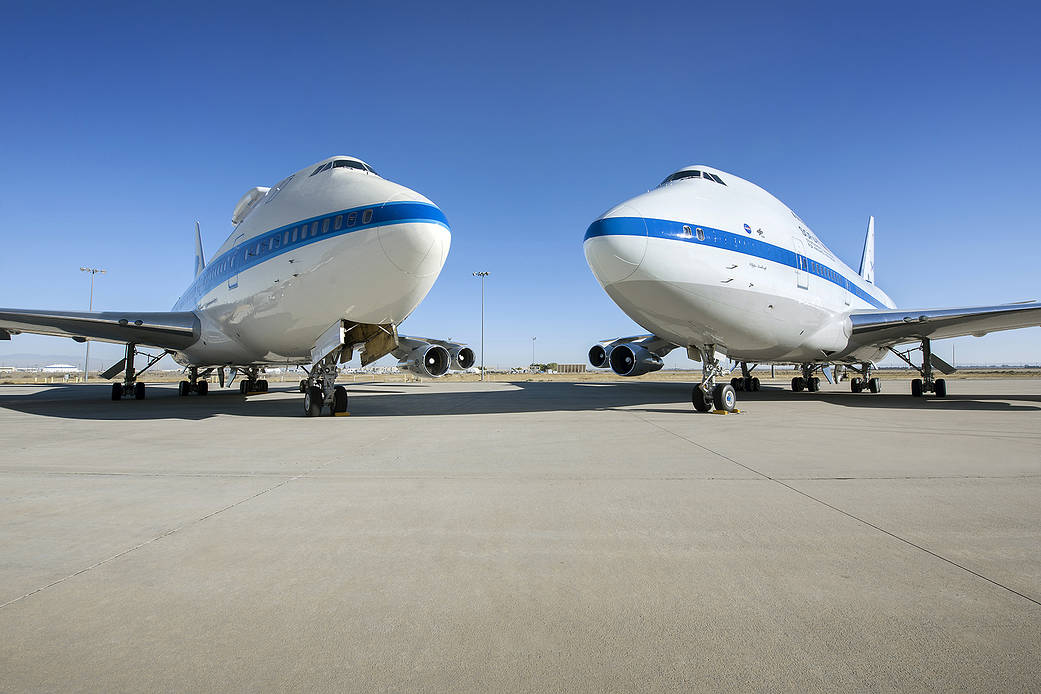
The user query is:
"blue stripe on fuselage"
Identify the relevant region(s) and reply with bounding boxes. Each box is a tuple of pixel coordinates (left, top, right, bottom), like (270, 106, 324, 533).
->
(584, 217, 887, 309)
(173, 201, 448, 310)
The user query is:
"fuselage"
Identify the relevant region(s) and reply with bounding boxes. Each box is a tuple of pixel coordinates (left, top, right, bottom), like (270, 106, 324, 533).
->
(171, 157, 450, 367)
(584, 166, 895, 363)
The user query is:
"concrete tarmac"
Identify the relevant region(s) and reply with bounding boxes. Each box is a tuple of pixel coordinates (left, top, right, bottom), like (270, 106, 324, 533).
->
(1, 378, 1039, 692)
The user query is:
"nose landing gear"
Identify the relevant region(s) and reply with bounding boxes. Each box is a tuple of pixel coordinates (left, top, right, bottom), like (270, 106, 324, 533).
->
(691, 344, 737, 413)
(302, 354, 349, 417)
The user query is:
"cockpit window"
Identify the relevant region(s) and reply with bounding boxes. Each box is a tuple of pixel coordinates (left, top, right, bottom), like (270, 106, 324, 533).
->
(310, 162, 333, 176)
(660, 169, 726, 186)
(332, 159, 367, 172)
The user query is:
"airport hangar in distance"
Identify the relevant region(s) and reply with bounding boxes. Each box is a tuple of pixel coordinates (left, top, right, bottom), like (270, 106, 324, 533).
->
(0, 156, 474, 417)
(584, 164, 1041, 412)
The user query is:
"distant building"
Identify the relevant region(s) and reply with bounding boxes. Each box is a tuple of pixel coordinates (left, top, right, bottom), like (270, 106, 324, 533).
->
(41, 364, 78, 373)
(556, 364, 586, 374)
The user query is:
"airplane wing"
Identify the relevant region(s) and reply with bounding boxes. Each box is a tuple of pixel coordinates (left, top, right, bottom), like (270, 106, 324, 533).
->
(592, 334, 679, 356)
(0, 308, 200, 351)
(847, 301, 1041, 349)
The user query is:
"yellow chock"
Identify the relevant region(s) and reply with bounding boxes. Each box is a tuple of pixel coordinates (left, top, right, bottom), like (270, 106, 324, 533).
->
(334, 411, 351, 417)
(711, 409, 742, 415)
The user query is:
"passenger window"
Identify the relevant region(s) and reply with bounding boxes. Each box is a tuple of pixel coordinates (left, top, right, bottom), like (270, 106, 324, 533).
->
(347, 212, 357, 226)
(291, 228, 298, 243)
(696, 227, 705, 241)
(362, 209, 373, 224)
(283, 231, 290, 245)
(322, 218, 330, 233)
(334, 215, 343, 230)
(309, 222, 318, 236)
(272, 235, 280, 250)
(681, 225, 692, 238)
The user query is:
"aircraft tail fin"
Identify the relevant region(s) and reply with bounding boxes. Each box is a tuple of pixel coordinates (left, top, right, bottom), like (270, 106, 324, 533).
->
(194, 221, 206, 278)
(859, 216, 875, 284)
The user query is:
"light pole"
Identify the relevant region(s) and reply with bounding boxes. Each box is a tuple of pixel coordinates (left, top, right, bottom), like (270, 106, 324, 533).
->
(532, 336, 536, 371)
(473, 271, 489, 381)
(80, 267, 106, 382)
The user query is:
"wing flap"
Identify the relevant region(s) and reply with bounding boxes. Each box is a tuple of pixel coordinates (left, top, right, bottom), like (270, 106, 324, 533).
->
(0, 308, 200, 350)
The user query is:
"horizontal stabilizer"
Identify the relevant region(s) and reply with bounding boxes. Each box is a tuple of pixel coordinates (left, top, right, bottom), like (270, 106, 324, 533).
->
(929, 353, 957, 375)
(101, 359, 126, 380)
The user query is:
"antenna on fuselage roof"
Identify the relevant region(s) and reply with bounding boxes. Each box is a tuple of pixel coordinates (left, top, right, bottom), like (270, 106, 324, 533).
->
(859, 216, 875, 284)
(194, 221, 206, 278)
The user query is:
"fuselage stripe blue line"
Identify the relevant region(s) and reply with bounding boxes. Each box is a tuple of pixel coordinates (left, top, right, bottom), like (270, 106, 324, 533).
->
(174, 201, 447, 309)
(584, 217, 887, 310)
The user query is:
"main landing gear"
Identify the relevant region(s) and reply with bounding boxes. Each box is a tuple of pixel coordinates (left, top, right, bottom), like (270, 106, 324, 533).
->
(109, 342, 167, 401)
(301, 353, 349, 417)
(177, 366, 210, 396)
(691, 344, 737, 413)
(236, 367, 269, 395)
(791, 363, 825, 392)
(889, 338, 949, 398)
(848, 363, 882, 394)
(729, 361, 760, 392)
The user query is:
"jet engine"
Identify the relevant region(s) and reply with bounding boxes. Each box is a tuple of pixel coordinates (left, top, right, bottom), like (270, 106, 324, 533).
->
(398, 344, 451, 378)
(608, 344, 664, 377)
(588, 344, 610, 369)
(451, 346, 476, 371)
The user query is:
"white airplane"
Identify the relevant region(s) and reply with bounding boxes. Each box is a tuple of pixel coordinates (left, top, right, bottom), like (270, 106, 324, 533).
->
(584, 165, 1041, 412)
(0, 156, 473, 416)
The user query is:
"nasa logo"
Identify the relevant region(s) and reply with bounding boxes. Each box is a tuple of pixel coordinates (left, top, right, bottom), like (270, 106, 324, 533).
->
(743, 223, 752, 234)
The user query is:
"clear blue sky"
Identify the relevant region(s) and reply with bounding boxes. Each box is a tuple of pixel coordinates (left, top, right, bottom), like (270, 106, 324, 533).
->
(2, 1, 1039, 369)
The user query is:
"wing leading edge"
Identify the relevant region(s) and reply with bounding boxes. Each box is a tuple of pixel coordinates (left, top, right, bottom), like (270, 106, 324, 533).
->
(0, 308, 200, 351)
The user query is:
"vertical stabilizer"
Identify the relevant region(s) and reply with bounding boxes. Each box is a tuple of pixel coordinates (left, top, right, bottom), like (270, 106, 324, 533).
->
(859, 216, 875, 284)
(194, 221, 206, 278)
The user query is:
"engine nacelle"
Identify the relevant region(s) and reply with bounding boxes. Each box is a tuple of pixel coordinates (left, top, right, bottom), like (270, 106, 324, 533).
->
(608, 344, 664, 377)
(398, 344, 451, 377)
(588, 344, 610, 368)
(452, 346, 476, 371)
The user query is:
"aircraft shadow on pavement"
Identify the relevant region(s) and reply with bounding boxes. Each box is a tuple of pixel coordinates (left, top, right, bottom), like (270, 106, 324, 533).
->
(1, 380, 1038, 421)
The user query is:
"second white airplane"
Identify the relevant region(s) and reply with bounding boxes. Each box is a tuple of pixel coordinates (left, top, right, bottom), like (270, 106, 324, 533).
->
(585, 165, 1041, 412)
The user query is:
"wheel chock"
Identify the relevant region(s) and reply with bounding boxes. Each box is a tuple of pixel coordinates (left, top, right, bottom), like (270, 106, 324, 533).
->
(711, 409, 742, 415)
(334, 411, 351, 417)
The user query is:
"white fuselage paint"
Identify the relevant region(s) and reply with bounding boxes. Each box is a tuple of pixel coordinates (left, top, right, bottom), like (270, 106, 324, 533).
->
(170, 158, 450, 367)
(584, 166, 896, 364)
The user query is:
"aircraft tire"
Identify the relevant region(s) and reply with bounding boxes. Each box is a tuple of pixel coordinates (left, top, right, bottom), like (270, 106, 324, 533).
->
(299, 379, 308, 393)
(304, 386, 323, 417)
(791, 377, 803, 392)
(258, 379, 268, 392)
(751, 377, 760, 391)
(178, 380, 190, 396)
(692, 385, 712, 412)
(851, 378, 862, 393)
(713, 384, 737, 412)
(332, 385, 348, 414)
(134, 382, 146, 400)
(111, 383, 122, 401)
(934, 378, 947, 398)
(868, 377, 881, 394)
(911, 378, 923, 397)
(197, 380, 208, 396)
(807, 378, 819, 392)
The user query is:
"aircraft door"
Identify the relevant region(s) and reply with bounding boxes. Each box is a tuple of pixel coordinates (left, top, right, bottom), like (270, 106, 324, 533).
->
(794, 238, 809, 289)
(228, 233, 245, 290)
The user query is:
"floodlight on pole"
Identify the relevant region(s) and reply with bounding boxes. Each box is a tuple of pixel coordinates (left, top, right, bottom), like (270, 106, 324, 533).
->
(80, 267, 106, 382)
(473, 271, 489, 381)
(532, 336, 536, 370)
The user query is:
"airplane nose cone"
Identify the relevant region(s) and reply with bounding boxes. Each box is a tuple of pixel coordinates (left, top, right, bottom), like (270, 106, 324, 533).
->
(583, 203, 648, 284)
(378, 199, 451, 278)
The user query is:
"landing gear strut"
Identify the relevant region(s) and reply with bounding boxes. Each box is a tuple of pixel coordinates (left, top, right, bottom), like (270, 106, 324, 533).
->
(890, 338, 948, 398)
(848, 363, 881, 394)
(302, 354, 349, 417)
(691, 344, 736, 413)
(110, 342, 167, 401)
(177, 366, 210, 396)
